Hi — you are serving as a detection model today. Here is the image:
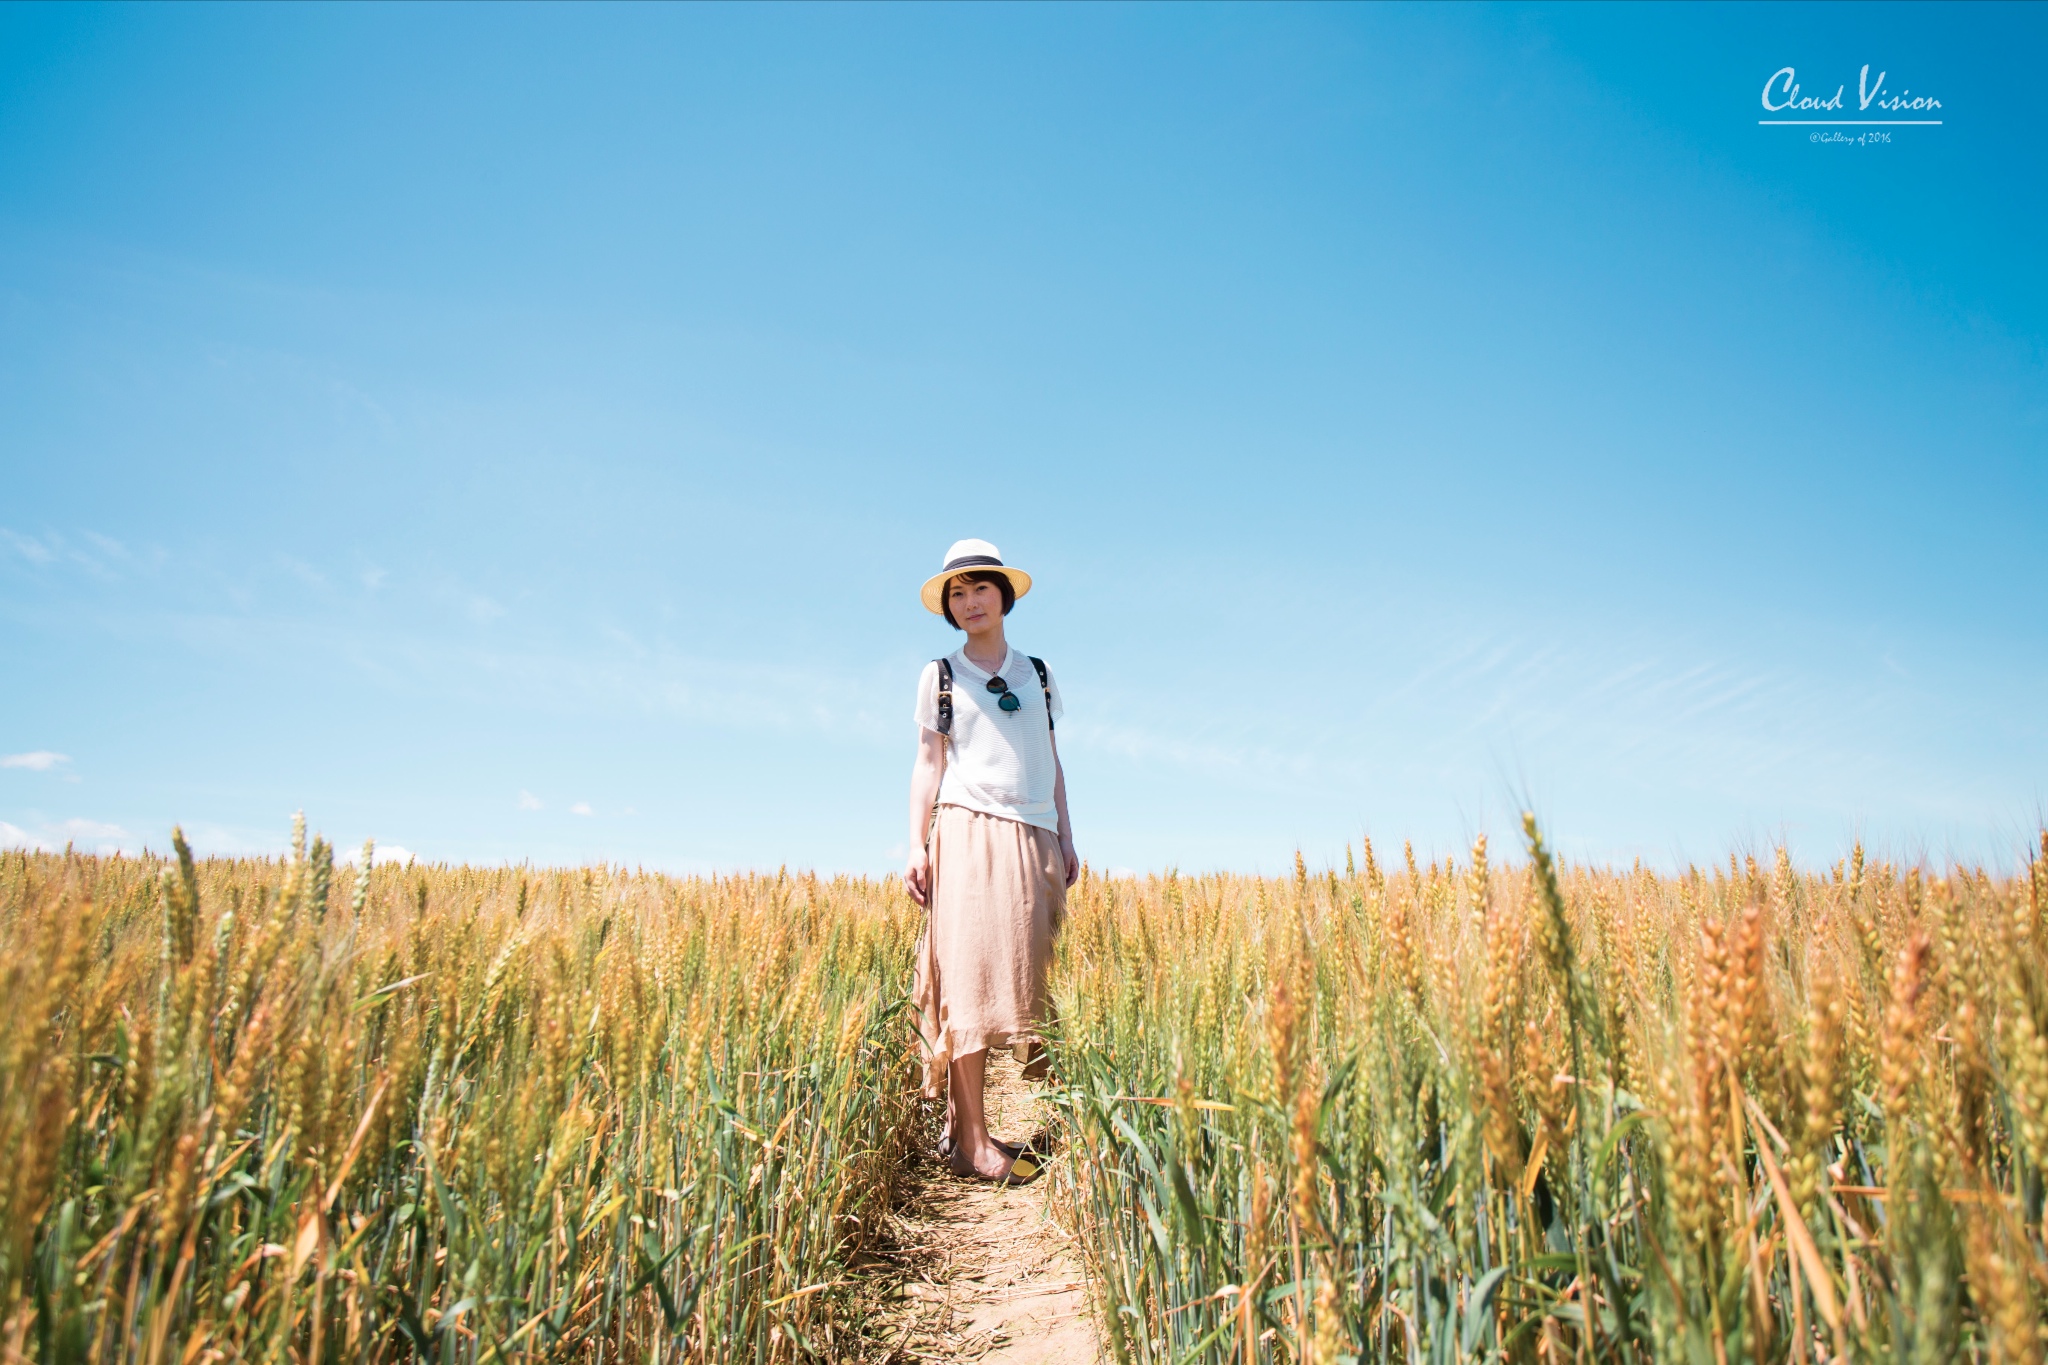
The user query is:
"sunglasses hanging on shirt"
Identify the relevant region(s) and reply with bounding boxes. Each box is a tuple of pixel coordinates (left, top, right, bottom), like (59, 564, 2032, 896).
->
(985, 675, 1023, 712)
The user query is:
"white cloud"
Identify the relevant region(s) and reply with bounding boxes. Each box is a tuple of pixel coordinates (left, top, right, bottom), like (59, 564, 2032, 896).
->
(361, 566, 388, 590)
(0, 821, 51, 851)
(0, 528, 158, 581)
(518, 790, 544, 811)
(2, 751, 70, 771)
(0, 817, 131, 855)
(570, 802, 594, 817)
(279, 556, 327, 590)
(1, 529, 53, 564)
(166, 822, 289, 859)
(341, 842, 417, 867)
(81, 531, 130, 560)
(55, 818, 132, 855)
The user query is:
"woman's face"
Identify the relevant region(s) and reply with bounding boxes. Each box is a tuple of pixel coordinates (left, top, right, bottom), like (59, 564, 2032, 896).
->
(947, 577, 1005, 634)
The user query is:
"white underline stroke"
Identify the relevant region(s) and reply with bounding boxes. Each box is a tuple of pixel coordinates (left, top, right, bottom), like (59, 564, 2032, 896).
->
(1758, 120, 1943, 126)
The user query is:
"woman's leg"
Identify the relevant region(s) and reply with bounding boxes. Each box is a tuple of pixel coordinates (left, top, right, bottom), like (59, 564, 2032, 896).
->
(941, 1079, 1018, 1160)
(946, 1047, 1013, 1178)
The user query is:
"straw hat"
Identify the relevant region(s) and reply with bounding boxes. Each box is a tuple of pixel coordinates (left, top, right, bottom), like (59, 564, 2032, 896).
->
(920, 538, 1033, 615)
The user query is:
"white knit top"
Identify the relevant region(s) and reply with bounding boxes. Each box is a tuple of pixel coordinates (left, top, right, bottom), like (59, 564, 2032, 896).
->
(913, 646, 1064, 834)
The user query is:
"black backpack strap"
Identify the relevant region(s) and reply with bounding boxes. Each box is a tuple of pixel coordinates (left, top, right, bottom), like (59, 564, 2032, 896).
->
(1028, 656, 1054, 732)
(934, 657, 953, 736)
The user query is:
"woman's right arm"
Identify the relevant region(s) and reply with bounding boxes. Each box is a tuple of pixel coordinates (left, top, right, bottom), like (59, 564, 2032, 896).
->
(905, 725, 946, 906)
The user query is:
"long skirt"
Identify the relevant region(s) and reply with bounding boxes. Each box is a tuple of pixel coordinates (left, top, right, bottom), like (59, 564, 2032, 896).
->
(911, 804, 1065, 1099)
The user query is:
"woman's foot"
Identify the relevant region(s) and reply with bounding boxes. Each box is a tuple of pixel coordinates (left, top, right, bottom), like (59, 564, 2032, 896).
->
(938, 1131, 1020, 1161)
(948, 1133, 1025, 1182)
(950, 1150, 1040, 1184)
(941, 1048, 1038, 1182)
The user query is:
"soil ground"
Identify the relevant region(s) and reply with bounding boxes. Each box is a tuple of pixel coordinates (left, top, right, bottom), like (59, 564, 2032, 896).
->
(850, 1054, 1103, 1363)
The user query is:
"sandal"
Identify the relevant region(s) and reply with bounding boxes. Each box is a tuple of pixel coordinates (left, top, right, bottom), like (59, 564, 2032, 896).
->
(951, 1151, 1042, 1187)
(990, 1153, 1042, 1186)
(938, 1133, 1022, 1161)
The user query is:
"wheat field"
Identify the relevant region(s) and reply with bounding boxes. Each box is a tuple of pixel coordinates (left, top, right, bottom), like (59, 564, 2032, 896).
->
(4, 818, 2046, 1363)
(0, 821, 918, 1364)
(1049, 824, 2048, 1364)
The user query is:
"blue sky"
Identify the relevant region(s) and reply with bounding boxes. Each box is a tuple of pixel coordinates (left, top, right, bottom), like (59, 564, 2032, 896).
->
(2, 2, 2042, 874)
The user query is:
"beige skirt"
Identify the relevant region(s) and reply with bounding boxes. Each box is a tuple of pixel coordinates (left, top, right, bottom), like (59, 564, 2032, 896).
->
(911, 804, 1065, 1098)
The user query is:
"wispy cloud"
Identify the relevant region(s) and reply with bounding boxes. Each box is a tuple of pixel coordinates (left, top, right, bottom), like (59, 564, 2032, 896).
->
(170, 822, 291, 859)
(1064, 716, 1352, 790)
(61, 818, 129, 841)
(342, 842, 417, 867)
(279, 556, 328, 590)
(0, 821, 51, 851)
(1059, 622, 1946, 845)
(2, 751, 70, 771)
(1, 530, 55, 564)
(0, 816, 131, 854)
(1, 527, 162, 579)
(82, 531, 131, 561)
(5, 548, 893, 747)
(7, 529, 2031, 869)
(430, 579, 507, 624)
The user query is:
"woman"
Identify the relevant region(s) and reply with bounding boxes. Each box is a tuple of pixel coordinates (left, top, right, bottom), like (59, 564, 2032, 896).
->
(907, 538, 1079, 1184)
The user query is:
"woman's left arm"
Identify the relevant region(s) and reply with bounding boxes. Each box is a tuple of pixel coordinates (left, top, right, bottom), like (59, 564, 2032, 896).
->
(1050, 733, 1079, 888)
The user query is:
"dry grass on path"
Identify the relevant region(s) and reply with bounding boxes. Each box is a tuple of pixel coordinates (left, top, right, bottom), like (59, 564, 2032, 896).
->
(849, 1055, 1101, 1364)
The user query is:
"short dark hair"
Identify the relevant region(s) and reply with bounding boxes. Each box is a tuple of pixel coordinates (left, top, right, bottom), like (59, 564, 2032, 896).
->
(941, 571, 1015, 628)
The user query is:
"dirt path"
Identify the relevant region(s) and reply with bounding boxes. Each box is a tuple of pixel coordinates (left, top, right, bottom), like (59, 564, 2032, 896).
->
(854, 1054, 1102, 1363)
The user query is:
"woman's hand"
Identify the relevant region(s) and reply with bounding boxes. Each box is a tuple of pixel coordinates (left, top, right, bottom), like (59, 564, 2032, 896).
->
(1049, 736, 1079, 890)
(906, 845, 933, 906)
(906, 726, 946, 907)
